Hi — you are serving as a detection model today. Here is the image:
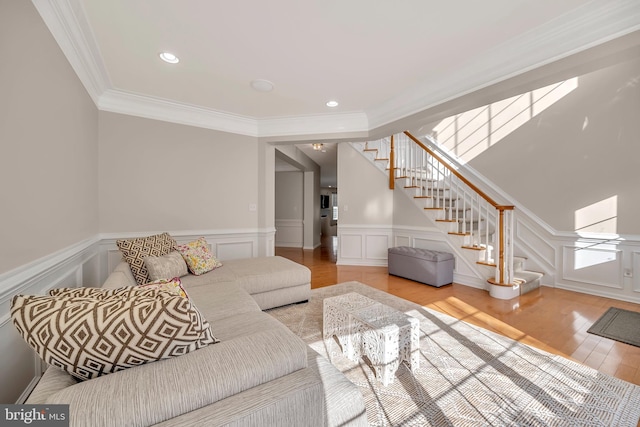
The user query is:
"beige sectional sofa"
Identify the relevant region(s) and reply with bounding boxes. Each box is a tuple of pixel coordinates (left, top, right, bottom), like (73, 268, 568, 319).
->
(25, 256, 368, 426)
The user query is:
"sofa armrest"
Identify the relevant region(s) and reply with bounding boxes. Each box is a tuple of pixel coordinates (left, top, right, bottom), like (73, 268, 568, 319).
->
(102, 261, 137, 289)
(45, 328, 308, 427)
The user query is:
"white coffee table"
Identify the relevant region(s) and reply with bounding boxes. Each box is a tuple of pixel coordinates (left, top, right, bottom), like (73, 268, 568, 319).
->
(323, 292, 420, 386)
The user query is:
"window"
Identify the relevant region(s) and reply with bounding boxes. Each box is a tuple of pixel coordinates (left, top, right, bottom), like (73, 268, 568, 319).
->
(331, 193, 338, 221)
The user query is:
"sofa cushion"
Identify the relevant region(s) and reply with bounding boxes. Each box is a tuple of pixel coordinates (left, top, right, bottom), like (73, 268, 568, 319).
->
(44, 323, 308, 427)
(222, 256, 311, 294)
(175, 237, 222, 275)
(11, 291, 217, 381)
(178, 266, 238, 288)
(144, 250, 189, 281)
(102, 262, 137, 289)
(182, 280, 260, 322)
(116, 233, 177, 285)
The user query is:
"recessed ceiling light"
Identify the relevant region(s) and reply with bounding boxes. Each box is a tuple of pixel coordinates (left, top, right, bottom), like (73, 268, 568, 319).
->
(251, 79, 274, 92)
(326, 100, 339, 108)
(159, 52, 179, 64)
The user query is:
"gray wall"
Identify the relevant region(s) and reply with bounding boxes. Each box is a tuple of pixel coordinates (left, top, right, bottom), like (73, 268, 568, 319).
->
(468, 55, 640, 235)
(337, 143, 393, 225)
(0, 0, 99, 404)
(98, 112, 259, 233)
(0, 0, 99, 275)
(275, 172, 304, 220)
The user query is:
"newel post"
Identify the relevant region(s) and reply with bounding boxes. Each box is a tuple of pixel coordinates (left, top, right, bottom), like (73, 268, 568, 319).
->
(389, 135, 395, 190)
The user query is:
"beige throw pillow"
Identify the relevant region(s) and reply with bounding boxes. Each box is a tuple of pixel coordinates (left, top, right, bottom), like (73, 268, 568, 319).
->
(144, 251, 189, 281)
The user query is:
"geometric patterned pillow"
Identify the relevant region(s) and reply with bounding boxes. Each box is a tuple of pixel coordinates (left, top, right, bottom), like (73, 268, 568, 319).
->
(49, 286, 170, 300)
(116, 233, 177, 285)
(10, 292, 218, 381)
(175, 237, 222, 276)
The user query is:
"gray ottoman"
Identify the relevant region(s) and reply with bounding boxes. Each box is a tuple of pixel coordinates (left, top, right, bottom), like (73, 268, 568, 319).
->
(388, 246, 454, 287)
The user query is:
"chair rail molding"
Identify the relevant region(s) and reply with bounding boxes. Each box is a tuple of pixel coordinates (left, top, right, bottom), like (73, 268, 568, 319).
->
(0, 235, 100, 404)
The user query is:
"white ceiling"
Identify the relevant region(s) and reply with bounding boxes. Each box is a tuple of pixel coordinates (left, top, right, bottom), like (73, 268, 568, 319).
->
(33, 0, 640, 186)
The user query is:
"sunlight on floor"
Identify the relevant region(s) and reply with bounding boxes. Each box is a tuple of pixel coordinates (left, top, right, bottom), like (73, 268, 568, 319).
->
(425, 296, 566, 357)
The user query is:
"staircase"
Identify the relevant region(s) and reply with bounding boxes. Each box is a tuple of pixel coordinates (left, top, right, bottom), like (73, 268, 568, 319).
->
(353, 131, 543, 299)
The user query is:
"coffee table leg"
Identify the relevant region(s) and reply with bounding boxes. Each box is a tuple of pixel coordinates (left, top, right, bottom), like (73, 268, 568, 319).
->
(407, 317, 420, 372)
(323, 301, 355, 360)
(362, 324, 400, 386)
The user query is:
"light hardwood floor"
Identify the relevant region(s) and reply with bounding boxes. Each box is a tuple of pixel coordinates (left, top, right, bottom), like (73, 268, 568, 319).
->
(276, 236, 640, 387)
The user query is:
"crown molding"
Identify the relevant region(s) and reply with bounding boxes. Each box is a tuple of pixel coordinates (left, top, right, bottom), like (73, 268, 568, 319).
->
(366, 0, 640, 129)
(257, 112, 369, 138)
(31, 0, 110, 105)
(99, 89, 260, 136)
(34, 0, 640, 139)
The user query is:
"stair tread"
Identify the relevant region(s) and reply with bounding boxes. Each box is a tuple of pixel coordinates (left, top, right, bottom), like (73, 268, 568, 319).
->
(374, 158, 389, 161)
(514, 270, 544, 281)
(363, 148, 378, 152)
(461, 245, 485, 251)
(436, 219, 457, 223)
(477, 260, 497, 267)
(449, 232, 470, 236)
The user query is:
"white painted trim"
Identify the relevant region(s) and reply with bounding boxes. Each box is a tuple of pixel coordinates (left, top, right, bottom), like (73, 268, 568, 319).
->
(633, 252, 640, 293)
(33, 0, 640, 140)
(0, 236, 99, 299)
(15, 377, 41, 405)
(257, 112, 369, 138)
(452, 272, 487, 290)
(337, 225, 393, 266)
(31, 0, 110, 104)
(366, 1, 640, 129)
(99, 229, 273, 280)
(99, 89, 260, 137)
(561, 245, 623, 289)
(555, 282, 640, 305)
(99, 228, 274, 241)
(338, 223, 394, 230)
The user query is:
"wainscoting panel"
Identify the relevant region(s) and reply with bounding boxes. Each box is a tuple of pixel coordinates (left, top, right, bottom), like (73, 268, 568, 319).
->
(365, 235, 390, 260)
(0, 237, 99, 404)
(100, 229, 267, 280)
(633, 251, 640, 293)
(337, 226, 393, 266)
(274, 219, 303, 248)
(338, 234, 363, 260)
(215, 241, 254, 261)
(394, 234, 412, 248)
(561, 245, 623, 289)
(516, 218, 556, 269)
(0, 229, 272, 403)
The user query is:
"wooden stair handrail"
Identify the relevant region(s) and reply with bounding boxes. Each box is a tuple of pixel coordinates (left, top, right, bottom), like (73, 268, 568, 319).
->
(400, 131, 515, 287)
(403, 131, 513, 212)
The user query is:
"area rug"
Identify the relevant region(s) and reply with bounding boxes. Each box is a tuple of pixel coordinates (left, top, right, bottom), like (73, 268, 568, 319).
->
(588, 307, 640, 348)
(267, 281, 640, 426)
